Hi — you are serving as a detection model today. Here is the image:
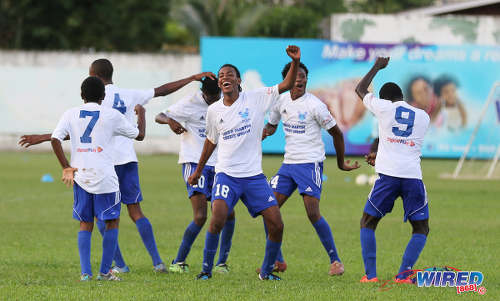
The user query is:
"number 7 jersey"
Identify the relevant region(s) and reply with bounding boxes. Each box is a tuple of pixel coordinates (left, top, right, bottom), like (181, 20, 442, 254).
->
(51, 102, 139, 194)
(363, 93, 430, 179)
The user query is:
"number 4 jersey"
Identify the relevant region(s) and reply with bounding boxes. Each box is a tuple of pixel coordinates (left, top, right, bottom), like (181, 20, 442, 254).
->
(363, 93, 430, 179)
(51, 102, 139, 194)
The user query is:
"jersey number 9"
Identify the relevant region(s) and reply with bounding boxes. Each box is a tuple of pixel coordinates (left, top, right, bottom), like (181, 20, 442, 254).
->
(392, 106, 415, 137)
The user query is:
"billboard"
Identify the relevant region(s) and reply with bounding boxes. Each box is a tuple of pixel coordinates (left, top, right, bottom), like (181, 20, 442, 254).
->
(201, 37, 500, 158)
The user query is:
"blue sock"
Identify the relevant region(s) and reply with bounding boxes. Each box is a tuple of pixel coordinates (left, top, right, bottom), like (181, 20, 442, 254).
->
(136, 217, 162, 266)
(263, 219, 284, 262)
(174, 221, 202, 263)
(78, 230, 92, 276)
(397, 234, 427, 279)
(202, 231, 220, 274)
(260, 239, 282, 277)
(100, 228, 118, 274)
(360, 227, 377, 279)
(313, 217, 340, 263)
(97, 219, 126, 268)
(217, 218, 235, 265)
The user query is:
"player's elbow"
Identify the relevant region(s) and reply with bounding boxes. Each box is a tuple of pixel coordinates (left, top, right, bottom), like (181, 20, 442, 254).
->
(154, 113, 165, 124)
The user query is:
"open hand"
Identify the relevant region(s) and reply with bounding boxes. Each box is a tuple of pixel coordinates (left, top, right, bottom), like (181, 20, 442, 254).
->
(374, 57, 389, 70)
(193, 72, 216, 81)
(339, 160, 360, 171)
(62, 167, 77, 187)
(286, 45, 301, 61)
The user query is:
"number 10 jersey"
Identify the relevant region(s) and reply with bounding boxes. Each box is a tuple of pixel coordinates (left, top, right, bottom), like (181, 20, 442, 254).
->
(363, 93, 430, 179)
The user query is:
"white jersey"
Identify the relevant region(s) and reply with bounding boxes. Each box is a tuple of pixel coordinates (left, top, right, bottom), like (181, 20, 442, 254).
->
(269, 92, 336, 164)
(163, 91, 217, 166)
(363, 93, 430, 179)
(51, 102, 139, 194)
(206, 85, 279, 177)
(102, 84, 154, 165)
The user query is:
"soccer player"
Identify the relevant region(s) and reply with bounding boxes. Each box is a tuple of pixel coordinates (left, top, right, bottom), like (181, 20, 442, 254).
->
(19, 59, 215, 273)
(354, 57, 430, 283)
(187, 45, 301, 280)
(262, 62, 360, 275)
(51, 76, 145, 281)
(155, 77, 236, 273)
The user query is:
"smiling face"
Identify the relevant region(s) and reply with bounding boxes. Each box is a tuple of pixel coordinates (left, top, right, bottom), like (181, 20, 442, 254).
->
(218, 66, 241, 95)
(290, 67, 308, 98)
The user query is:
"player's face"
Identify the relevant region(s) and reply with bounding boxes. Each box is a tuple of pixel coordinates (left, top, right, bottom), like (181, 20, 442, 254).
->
(218, 66, 241, 94)
(291, 68, 307, 96)
(203, 92, 221, 104)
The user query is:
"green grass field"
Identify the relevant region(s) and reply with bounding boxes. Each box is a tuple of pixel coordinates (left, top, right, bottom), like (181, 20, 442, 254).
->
(0, 152, 498, 300)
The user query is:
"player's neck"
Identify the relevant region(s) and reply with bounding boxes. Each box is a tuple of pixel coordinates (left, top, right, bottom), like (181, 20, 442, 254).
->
(222, 90, 239, 106)
(290, 90, 305, 100)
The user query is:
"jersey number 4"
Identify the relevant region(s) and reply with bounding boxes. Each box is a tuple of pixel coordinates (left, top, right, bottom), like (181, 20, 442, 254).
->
(392, 106, 415, 137)
(112, 93, 126, 114)
(79, 110, 100, 143)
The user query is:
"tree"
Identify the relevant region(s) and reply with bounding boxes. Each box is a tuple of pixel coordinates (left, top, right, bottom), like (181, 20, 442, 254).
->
(349, 0, 434, 14)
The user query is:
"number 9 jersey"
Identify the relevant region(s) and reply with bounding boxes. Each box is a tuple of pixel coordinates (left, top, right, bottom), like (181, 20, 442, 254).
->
(51, 102, 140, 194)
(363, 93, 430, 179)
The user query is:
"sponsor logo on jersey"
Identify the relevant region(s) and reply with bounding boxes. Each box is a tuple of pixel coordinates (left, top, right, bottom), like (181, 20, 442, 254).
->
(298, 111, 307, 121)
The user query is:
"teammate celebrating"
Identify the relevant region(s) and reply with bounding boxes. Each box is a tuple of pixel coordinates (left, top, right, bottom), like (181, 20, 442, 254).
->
(155, 77, 235, 274)
(355, 57, 430, 283)
(51, 76, 145, 281)
(19, 59, 215, 273)
(188, 45, 301, 280)
(262, 62, 359, 276)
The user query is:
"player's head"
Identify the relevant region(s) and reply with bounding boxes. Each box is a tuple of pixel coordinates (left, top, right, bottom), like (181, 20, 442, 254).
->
(379, 82, 403, 102)
(282, 62, 309, 96)
(433, 75, 458, 105)
(218, 64, 242, 94)
(201, 76, 221, 104)
(89, 59, 113, 82)
(81, 76, 105, 104)
(407, 75, 433, 109)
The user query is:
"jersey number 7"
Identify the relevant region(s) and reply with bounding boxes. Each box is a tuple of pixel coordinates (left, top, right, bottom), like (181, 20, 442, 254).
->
(79, 110, 100, 143)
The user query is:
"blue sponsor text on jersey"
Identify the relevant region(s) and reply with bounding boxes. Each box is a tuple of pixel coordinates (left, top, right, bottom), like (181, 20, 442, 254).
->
(283, 122, 305, 134)
(222, 124, 252, 140)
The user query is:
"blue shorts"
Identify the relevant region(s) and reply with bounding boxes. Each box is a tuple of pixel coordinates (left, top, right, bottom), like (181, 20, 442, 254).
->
(212, 173, 278, 218)
(73, 182, 121, 222)
(182, 163, 215, 200)
(364, 173, 429, 222)
(115, 162, 142, 204)
(270, 162, 323, 200)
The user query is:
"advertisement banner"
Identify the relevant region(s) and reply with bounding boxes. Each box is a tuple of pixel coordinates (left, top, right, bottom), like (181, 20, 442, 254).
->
(201, 37, 500, 158)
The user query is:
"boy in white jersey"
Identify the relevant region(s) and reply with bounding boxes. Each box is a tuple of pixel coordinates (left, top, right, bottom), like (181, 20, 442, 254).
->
(51, 76, 145, 281)
(188, 45, 301, 280)
(155, 77, 235, 274)
(263, 62, 359, 276)
(355, 57, 430, 283)
(19, 59, 214, 273)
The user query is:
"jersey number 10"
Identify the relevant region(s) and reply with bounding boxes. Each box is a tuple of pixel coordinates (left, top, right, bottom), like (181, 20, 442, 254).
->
(392, 106, 415, 137)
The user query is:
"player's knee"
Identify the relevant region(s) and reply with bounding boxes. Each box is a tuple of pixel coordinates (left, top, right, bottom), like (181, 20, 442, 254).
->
(128, 204, 145, 222)
(268, 219, 284, 236)
(360, 214, 379, 230)
(209, 217, 225, 233)
(412, 221, 429, 236)
(193, 211, 207, 226)
(306, 211, 321, 224)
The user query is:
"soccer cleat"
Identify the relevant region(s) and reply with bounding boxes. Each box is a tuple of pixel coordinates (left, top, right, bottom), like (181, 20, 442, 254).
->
(111, 265, 130, 274)
(214, 263, 230, 274)
(153, 263, 168, 273)
(96, 272, 121, 281)
(360, 275, 379, 283)
(395, 277, 415, 284)
(259, 272, 281, 281)
(80, 274, 92, 281)
(169, 262, 189, 273)
(329, 260, 344, 276)
(196, 272, 212, 280)
(273, 261, 287, 273)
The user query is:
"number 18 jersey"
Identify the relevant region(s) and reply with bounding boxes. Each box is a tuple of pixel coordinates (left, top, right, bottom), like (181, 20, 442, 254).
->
(51, 102, 139, 194)
(363, 93, 430, 179)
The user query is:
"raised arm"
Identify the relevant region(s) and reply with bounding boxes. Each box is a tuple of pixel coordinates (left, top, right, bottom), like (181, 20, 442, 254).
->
(154, 72, 216, 97)
(155, 112, 187, 135)
(328, 125, 359, 171)
(19, 134, 69, 148)
(187, 139, 217, 185)
(278, 45, 301, 94)
(355, 57, 390, 100)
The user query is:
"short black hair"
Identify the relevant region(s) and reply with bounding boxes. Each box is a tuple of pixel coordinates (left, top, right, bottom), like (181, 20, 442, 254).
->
(81, 76, 105, 103)
(218, 64, 241, 78)
(281, 62, 308, 79)
(90, 58, 113, 81)
(406, 75, 431, 102)
(380, 82, 403, 101)
(433, 75, 458, 96)
(201, 77, 220, 95)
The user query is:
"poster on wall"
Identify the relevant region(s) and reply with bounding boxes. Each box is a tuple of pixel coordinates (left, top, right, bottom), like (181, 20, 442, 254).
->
(201, 37, 500, 158)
